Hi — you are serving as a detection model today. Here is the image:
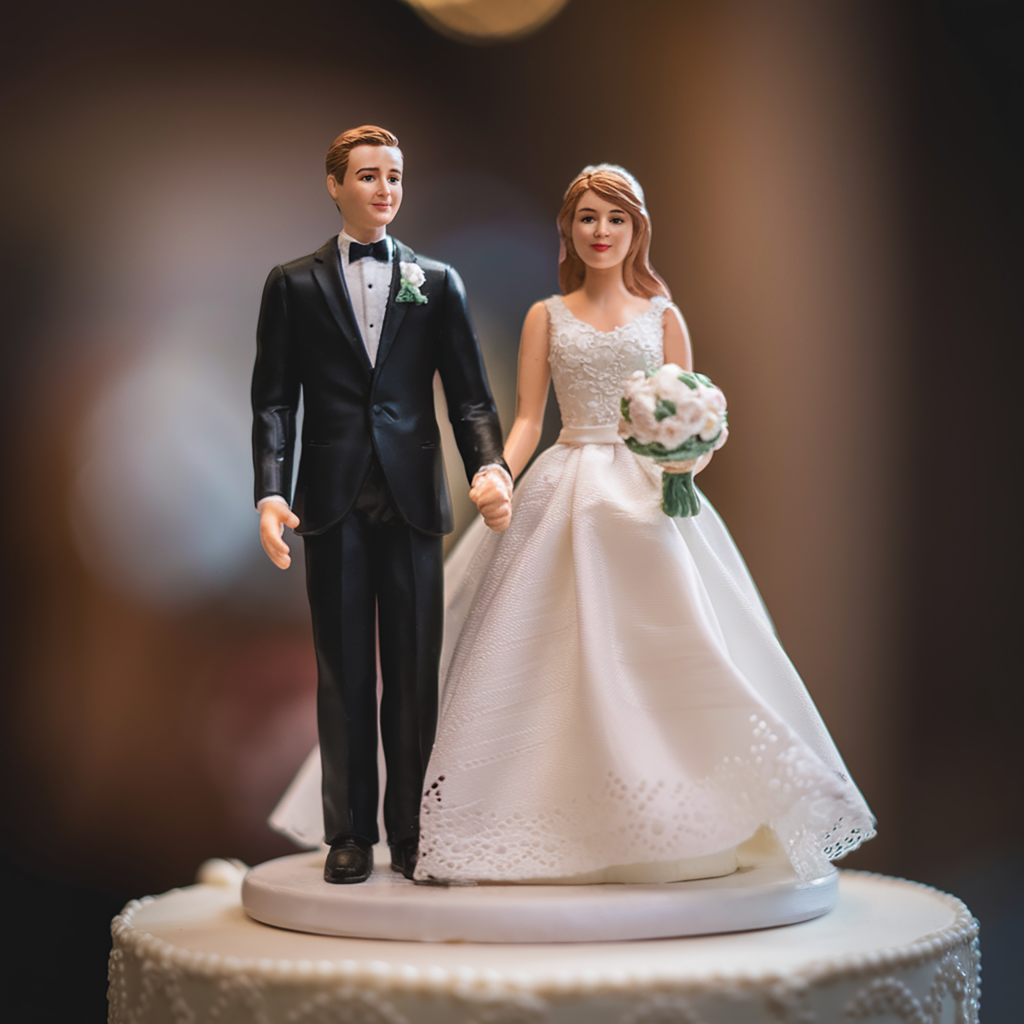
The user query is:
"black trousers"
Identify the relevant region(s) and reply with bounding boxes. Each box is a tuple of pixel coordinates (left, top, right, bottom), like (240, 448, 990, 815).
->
(303, 462, 443, 847)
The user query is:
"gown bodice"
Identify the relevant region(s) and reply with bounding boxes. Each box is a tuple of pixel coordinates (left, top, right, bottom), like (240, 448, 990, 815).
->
(545, 294, 670, 429)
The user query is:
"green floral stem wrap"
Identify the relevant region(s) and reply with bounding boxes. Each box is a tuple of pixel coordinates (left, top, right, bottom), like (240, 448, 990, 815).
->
(622, 435, 720, 517)
(661, 470, 701, 517)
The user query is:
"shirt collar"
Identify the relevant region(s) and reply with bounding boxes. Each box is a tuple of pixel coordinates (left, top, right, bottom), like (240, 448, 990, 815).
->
(337, 230, 392, 263)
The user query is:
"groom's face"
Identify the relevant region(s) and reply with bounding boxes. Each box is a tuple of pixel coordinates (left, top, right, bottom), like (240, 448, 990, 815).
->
(327, 144, 404, 242)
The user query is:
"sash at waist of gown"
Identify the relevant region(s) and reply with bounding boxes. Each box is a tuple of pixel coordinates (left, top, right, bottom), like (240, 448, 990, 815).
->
(556, 424, 624, 445)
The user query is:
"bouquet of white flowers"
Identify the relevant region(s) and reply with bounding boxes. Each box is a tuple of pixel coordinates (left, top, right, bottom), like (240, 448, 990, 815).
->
(618, 364, 729, 517)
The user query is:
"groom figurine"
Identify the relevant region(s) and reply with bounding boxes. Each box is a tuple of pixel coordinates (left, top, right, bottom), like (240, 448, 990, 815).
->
(253, 125, 511, 884)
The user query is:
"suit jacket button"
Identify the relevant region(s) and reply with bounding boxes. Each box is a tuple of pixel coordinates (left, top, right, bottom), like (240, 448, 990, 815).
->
(373, 404, 382, 413)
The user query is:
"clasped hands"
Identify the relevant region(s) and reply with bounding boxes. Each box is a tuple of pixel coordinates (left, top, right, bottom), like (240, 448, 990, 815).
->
(470, 466, 512, 533)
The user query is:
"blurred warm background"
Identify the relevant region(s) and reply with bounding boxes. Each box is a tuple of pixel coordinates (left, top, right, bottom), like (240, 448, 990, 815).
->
(1, 0, 1019, 1019)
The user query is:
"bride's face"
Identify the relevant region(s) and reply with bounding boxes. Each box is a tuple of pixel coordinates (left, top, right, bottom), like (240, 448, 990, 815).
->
(571, 189, 633, 273)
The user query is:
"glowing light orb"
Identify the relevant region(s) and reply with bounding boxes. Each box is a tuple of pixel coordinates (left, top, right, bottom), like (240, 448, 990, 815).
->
(403, 0, 571, 43)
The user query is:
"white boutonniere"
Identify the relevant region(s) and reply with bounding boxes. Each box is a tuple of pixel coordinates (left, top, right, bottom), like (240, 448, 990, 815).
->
(396, 261, 427, 305)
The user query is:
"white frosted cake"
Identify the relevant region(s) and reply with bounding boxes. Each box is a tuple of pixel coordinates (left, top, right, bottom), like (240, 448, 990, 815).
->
(108, 861, 980, 1023)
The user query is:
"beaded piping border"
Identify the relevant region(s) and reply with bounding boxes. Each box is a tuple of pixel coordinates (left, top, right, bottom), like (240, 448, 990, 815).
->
(109, 870, 979, 1001)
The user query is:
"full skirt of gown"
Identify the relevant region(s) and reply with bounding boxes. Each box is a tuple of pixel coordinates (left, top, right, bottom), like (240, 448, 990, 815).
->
(411, 436, 874, 883)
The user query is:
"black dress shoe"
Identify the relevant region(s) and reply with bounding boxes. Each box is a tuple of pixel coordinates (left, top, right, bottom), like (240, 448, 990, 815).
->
(389, 837, 418, 880)
(324, 839, 372, 884)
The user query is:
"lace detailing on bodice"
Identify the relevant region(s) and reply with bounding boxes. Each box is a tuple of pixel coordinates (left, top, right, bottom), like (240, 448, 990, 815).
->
(545, 295, 670, 428)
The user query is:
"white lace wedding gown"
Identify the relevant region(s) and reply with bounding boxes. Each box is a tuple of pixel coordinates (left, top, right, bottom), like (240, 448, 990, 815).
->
(270, 295, 875, 885)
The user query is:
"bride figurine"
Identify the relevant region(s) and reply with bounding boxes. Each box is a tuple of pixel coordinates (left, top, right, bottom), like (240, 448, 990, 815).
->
(272, 165, 875, 886)
(412, 165, 874, 884)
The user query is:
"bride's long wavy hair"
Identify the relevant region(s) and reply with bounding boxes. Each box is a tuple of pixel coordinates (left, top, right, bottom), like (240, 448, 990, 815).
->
(557, 165, 670, 300)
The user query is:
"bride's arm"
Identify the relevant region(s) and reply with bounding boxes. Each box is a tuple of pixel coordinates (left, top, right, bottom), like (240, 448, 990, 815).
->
(662, 304, 714, 474)
(662, 305, 693, 371)
(502, 301, 552, 480)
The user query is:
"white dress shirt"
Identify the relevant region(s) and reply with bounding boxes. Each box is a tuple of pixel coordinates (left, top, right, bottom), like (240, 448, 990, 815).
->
(337, 230, 392, 366)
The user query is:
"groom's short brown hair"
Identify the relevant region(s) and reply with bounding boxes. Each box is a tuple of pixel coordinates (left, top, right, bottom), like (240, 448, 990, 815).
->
(325, 125, 401, 183)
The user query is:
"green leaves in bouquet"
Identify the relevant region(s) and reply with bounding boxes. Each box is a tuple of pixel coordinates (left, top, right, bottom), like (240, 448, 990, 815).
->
(623, 432, 722, 462)
(654, 397, 676, 422)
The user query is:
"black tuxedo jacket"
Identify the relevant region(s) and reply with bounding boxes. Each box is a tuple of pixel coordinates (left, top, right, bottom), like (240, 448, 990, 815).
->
(252, 236, 506, 536)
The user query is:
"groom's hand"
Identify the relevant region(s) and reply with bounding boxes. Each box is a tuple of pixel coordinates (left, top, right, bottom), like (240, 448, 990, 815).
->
(259, 498, 301, 568)
(470, 468, 512, 533)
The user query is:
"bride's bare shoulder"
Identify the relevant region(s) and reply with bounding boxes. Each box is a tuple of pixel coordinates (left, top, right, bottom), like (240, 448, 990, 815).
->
(523, 299, 552, 327)
(518, 301, 552, 351)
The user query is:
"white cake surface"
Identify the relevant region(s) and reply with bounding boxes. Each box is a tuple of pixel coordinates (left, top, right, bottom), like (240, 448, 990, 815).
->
(109, 865, 980, 1023)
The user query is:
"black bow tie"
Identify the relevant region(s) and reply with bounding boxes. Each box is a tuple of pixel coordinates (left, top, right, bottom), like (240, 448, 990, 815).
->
(348, 239, 389, 264)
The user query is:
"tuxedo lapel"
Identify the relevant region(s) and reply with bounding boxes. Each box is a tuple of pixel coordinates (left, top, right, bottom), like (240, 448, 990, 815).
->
(311, 238, 373, 378)
(372, 240, 413, 377)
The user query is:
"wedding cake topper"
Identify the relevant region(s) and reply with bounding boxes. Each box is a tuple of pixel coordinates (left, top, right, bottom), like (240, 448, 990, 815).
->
(270, 160, 874, 889)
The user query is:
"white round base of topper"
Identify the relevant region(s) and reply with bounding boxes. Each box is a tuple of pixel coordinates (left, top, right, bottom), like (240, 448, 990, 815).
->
(241, 847, 838, 942)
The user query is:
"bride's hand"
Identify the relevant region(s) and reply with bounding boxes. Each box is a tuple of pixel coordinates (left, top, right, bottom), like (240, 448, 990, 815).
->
(659, 457, 699, 474)
(470, 468, 513, 532)
(694, 451, 714, 475)
(660, 452, 713, 476)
